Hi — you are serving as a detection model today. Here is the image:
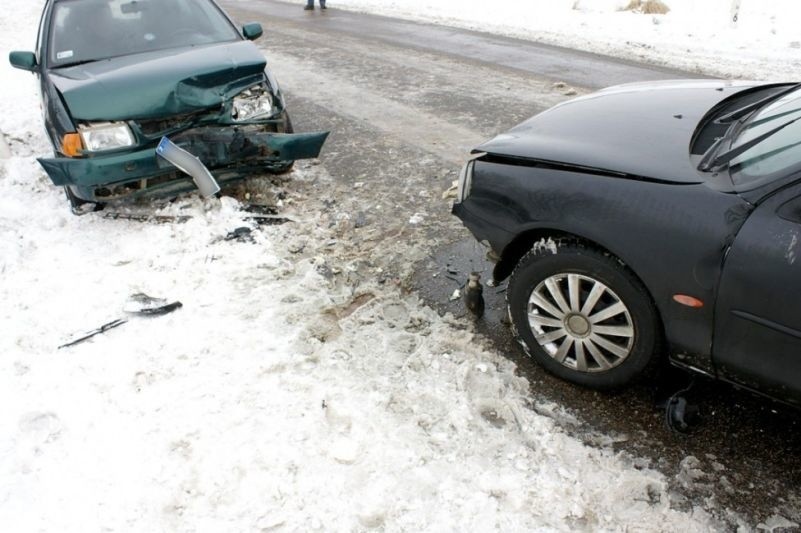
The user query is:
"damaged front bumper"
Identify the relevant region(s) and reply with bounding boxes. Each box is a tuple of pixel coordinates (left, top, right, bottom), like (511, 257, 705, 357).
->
(38, 126, 329, 202)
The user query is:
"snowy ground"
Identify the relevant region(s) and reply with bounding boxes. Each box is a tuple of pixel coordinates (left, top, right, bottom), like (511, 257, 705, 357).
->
(1, 0, 799, 532)
(289, 0, 801, 82)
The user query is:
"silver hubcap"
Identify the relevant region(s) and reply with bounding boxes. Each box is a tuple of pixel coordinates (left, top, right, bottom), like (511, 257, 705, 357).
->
(526, 273, 634, 373)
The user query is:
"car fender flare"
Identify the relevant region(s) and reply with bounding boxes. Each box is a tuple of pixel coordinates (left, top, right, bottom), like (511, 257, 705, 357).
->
(493, 224, 628, 283)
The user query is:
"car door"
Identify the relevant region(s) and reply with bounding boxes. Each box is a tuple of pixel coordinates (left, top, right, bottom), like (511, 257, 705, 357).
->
(713, 182, 801, 405)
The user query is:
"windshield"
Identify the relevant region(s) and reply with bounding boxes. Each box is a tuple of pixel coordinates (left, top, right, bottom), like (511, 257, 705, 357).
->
(729, 86, 801, 189)
(49, 0, 240, 67)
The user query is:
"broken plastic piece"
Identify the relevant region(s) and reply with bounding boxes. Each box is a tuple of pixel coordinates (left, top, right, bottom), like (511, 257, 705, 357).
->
(464, 272, 485, 319)
(156, 136, 220, 197)
(58, 293, 183, 349)
(57, 318, 128, 349)
(663, 378, 701, 434)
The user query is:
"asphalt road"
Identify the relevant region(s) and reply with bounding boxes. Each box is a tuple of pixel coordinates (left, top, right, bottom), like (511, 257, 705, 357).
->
(224, 0, 800, 525)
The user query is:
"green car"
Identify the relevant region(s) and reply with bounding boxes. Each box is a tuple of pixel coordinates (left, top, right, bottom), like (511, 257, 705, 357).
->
(9, 0, 328, 212)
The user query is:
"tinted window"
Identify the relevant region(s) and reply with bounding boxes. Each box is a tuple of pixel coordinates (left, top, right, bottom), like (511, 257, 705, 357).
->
(49, 0, 240, 66)
(731, 88, 801, 189)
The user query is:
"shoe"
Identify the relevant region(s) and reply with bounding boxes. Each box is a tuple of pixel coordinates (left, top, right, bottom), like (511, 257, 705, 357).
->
(304, 5, 314, 9)
(321, 4, 327, 8)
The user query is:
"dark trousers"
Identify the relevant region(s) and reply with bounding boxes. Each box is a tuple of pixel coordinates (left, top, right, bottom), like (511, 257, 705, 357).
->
(306, 0, 326, 6)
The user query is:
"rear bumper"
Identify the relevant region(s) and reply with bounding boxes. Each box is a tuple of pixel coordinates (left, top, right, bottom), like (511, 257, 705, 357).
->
(38, 129, 329, 201)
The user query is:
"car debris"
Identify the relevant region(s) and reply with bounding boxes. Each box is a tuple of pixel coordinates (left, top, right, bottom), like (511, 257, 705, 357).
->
(662, 379, 702, 434)
(58, 293, 182, 349)
(100, 203, 290, 226)
(223, 226, 254, 242)
(464, 272, 485, 320)
(155, 136, 220, 197)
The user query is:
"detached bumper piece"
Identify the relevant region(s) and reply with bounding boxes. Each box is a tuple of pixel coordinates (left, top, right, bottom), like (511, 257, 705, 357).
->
(170, 127, 329, 164)
(156, 137, 220, 197)
(37, 128, 330, 199)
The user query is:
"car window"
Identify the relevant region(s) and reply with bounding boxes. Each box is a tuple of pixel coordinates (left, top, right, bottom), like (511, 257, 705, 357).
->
(49, 0, 240, 66)
(730, 88, 801, 189)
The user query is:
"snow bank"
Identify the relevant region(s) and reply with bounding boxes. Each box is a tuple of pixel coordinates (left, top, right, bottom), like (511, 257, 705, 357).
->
(311, 0, 801, 81)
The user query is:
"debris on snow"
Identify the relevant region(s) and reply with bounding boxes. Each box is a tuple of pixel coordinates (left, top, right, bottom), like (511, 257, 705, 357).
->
(58, 294, 182, 349)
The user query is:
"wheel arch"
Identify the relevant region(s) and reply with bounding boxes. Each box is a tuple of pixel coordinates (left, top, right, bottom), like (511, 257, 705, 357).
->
(496, 227, 667, 343)
(504, 229, 671, 387)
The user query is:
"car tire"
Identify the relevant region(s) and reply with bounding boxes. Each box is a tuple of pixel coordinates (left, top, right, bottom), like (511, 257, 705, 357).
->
(507, 239, 660, 390)
(267, 111, 295, 175)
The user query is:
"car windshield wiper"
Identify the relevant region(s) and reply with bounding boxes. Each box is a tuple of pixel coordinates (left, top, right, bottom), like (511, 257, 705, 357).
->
(716, 82, 801, 123)
(698, 115, 746, 171)
(52, 58, 102, 69)
(700, 116, 801, 171)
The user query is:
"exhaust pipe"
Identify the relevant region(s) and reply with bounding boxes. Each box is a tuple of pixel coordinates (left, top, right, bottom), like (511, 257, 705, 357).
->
(156, 137, 220, 197)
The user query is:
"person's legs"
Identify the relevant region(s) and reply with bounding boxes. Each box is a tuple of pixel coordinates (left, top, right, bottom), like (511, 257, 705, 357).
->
(320, 0, 326, 8)
(304, 0, 314, 9)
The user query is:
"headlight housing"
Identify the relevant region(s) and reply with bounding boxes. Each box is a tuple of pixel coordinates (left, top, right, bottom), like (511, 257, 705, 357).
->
(232, 85, 275, 121)
(456, 153, 485, 202)
(78, 122, 135, 152)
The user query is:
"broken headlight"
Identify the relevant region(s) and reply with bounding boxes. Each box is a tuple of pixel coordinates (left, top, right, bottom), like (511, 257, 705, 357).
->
(232, 85, 275, 121)
(78, 122, 135, 152)
(456, 153, 486, 202)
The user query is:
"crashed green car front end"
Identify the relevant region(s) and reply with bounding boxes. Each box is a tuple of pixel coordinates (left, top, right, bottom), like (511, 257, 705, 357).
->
(24, 26, 329, 203)
(37, 70, 329, 202)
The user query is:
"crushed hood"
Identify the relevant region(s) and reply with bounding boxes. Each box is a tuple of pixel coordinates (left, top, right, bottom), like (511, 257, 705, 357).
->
(49, 41, 267, 121)
(476, 80, 766, 183)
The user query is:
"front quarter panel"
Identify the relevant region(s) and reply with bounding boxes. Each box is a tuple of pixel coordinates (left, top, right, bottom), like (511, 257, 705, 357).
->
(457, 160, 752, 368)
(40, 70, 76, 153)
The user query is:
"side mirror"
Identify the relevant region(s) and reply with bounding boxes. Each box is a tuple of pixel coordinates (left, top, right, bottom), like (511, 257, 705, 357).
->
(9, 51, 38, 72)
(242, 22, 263, 41)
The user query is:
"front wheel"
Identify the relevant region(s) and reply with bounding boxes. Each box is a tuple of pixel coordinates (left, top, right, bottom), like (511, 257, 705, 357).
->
(507, 240, 660, 390)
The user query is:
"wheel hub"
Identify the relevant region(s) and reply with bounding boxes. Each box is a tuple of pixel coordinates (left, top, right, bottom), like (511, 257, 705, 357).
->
(525, 273, 636, 373)
(565, 313, 591, 337)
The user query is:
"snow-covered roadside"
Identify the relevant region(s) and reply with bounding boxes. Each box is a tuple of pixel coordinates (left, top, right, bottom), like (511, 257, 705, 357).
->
(0, 1, 778, 531)
(284, 0, 801, 82)
(0, 191, 728, 530)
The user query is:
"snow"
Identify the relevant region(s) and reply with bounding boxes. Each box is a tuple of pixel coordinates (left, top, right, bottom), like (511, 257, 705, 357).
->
(0, 0, 794, 531)
(311, 0, 801, 81)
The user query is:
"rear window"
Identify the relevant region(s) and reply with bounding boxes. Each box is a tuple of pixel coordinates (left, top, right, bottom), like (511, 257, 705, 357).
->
(49, 0, 240, 66)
